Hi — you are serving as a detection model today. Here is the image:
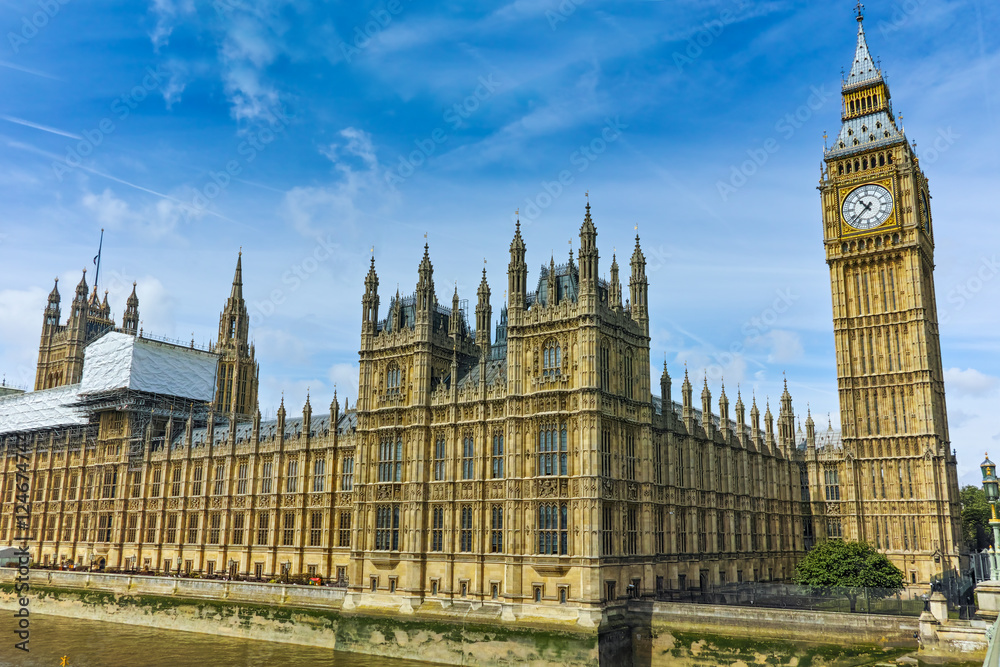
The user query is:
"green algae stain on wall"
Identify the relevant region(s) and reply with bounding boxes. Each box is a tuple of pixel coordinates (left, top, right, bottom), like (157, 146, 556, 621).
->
(654, 630, 912, 667)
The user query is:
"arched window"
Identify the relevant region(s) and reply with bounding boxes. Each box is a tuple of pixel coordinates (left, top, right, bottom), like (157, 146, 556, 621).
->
(543, 339, 561, 377)
(599, 342, 611, 390)
(538, 503, 568, 555)
(387, 364, 401, 392)
(538, 424, 568, 476)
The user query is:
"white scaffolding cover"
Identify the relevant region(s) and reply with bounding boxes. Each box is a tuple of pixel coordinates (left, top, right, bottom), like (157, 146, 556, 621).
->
(0, 384, 87, 435)
(80, 332, 218, 402)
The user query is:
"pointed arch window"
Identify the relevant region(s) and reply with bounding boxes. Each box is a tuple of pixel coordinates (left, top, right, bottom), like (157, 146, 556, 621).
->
(538, 424, 568, 476)
(543, 339, 561, 377)
(387, 364, 402, 393)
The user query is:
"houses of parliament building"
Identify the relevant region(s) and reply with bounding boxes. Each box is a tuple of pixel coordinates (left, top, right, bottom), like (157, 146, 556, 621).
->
(0, 11, 963, 622)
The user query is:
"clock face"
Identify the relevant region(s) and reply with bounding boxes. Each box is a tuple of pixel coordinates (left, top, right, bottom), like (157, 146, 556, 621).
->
(842, 184, 893, 231)
(921, 191, 931, 230)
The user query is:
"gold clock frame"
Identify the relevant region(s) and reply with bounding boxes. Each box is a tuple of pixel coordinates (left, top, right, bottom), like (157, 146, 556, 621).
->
(837, 176, 899, 238)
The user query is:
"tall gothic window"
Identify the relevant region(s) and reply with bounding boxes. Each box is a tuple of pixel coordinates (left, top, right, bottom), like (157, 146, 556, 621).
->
(491, 505, 503, 553)
(237, 463, 248, 495)
(341, 456, 354, 491)
(338, 511, 352, 547)
(313, 458, 325, 492)
(602, 506, 614, 555)
(462, 435, 475, 480)
(170, 467, 182, 497)
(434, 437, 446, 481)
(214, 464, 226, 496)
(310, 511, 323, 547)
(491, 432, 504, 479)
(538, 503, 568, 555)
(624, 351, 634, 399)
(623, 506, 638, 555)
(260, 461, 273, 494)
(387, 364, 401, 392)
(257, 512, 269, 545)
(191, 465, 203, 496)
(623, 431, 636, 481)
(543, 339, 561, 377)
(375, 505, 400, 551)
(824, 468, 841, 500)
(431, 506, 444, 552)
(460, 506, 474, 552)
(231, 513, 244, 545)
(600, 429, 612, 478)
(379, 437, 403, 482)
(286, 460, 298, 493)
(538, 425, 568, 476)
(208, 513, 221, 545)
(599, 342, 610, 390)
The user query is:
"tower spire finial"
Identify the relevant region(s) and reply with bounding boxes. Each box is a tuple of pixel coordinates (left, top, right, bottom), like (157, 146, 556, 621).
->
(855, 1, 864, 22)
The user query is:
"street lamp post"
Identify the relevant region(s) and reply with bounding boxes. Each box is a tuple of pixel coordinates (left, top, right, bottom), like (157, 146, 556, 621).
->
(981, 454, 1000, 578)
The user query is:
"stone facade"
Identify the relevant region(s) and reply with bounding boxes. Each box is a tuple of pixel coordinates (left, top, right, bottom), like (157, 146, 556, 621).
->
(0, 11, 966, 624)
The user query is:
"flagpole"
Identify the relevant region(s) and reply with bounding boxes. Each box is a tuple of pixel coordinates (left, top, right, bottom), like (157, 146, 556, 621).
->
(93, 228, 104, 289)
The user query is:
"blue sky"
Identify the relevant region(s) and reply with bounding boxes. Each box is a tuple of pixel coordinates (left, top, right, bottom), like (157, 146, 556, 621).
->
(0, 0, 997, 485)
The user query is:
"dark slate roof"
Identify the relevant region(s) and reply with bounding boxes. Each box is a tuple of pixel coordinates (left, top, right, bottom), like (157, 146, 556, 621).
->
(172, 409, 358, 447)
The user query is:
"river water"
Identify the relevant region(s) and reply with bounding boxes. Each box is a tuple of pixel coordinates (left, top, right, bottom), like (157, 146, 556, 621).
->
(2, 615, 435, 667)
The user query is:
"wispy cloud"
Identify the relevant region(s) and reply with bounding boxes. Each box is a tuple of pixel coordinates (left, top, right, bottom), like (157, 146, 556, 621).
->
(1, 116, 80, 140)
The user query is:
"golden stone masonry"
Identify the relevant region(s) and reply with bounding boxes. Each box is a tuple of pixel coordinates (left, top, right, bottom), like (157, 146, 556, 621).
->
(0, 12, 963, 626)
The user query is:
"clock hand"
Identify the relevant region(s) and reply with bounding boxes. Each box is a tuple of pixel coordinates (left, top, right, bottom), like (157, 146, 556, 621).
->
(860, 200, 874, 214)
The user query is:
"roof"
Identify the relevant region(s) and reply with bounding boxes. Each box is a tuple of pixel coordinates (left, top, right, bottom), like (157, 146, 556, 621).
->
(846, 18, 881, 89)
(825, 111, 905, 159)
(80, 331, 218, 402)
(0, 384, 88, 436)
(456, 358, 507, 390)
(530, 261, 579, 308)
(173, 409, 358, 447)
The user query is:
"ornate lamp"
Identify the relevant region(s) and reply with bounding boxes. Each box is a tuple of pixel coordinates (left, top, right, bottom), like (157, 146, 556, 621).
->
(982, 454, 1000, 578)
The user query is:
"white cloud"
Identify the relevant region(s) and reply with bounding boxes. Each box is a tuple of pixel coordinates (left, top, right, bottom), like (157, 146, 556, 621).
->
(149, 0, 195, 51)
(945, 367, 999, 397)
(81, 188, 200, 239)
(281, 128, 398, 238)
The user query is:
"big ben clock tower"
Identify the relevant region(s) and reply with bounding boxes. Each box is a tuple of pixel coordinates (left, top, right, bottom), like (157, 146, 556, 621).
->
(820, 5, 963, 583)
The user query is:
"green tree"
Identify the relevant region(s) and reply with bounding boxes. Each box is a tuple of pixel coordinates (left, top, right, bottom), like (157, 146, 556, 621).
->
(961, 485, 993, 552)
(794, 540, 904, 612)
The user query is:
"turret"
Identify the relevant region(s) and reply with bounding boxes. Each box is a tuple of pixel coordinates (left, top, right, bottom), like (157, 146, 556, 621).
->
(701, 376, 712, 432)
(578, 201, 598, 295)
(805, 408, 816, 451)
(302, 392, 312, 438)
(330, 390, 340, 429)
(449, 286, 461, 337)
(362, 256, 380, 334)
(719, 382, 730, 439)
(778, 378, 795, 451)
(276, 395, 286, 439)
(546, 255, 557, 307)
(70, 270, 89, 322)
(735, 387, 746, 438)
(750, 395, 761, 442)
(416, 243, 435, 318)
(765, 400, 775, 450)
(682, 368, 693, 427)
(214, 252, 259, 419)
(508, 220, 527, 311)
(44, 278, 60, 329)
(659, 361, 671, 417)
(609, 254, 622, 310)
(629, 234, 649, 334)
(123, 282, 139, 335)
(476, 268, 492, 351)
